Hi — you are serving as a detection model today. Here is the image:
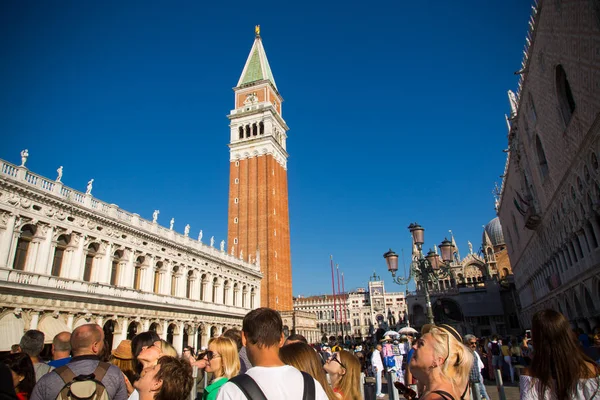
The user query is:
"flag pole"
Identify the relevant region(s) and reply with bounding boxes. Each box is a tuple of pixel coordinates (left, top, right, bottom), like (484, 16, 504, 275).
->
(336, 263, 342, 340)
(330, 255, 338, 338)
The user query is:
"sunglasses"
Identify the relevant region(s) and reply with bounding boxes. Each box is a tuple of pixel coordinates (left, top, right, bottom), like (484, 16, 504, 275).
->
(328, 353, 346, 369)
(199, 350, 221, 361)
(469, 341, 477, 346)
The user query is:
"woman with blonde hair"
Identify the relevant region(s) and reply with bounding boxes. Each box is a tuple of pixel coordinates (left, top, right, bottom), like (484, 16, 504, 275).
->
(201, 336, 240, 400)
(323, 349, 362, 400)
(280, 342, 337, 400)
(410, 324, 473, 400)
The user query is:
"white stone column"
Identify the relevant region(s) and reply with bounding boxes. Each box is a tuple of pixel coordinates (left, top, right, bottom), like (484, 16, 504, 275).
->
(201, 327, 211, 349)
(24, 232, 42, 273)
(143, 320, 150, 332)
(142, 255, 155, 292)
(123, 250, 135, 288)
(0, 214, 17, 268)
(176, 273, 186, 298)
(36, 226, 54, 274)
(29, 311, 40, 329)
(160, 261, 171, 296)
(201, 278, 209, 302)
(173, 321, 185, 355)
(116, 317, 128, 349)
(162, 321, 169, 341)
(67, 314, 74, 330)
(96, 316, 104, 327)
(98, 242, 112, 284)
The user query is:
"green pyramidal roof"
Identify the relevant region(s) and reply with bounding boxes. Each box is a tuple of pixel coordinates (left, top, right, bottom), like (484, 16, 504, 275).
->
(237, 36, 277, 90)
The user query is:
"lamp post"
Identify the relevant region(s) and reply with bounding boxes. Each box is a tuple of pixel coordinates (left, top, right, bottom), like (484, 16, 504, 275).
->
(383, 223, 454, 325)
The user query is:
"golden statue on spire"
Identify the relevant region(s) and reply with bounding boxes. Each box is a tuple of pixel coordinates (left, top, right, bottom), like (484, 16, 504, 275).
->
(255, 25, 260, 37)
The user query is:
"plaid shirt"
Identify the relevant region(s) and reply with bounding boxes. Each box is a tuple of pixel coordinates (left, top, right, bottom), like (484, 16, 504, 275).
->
(468, 351, 481, 383)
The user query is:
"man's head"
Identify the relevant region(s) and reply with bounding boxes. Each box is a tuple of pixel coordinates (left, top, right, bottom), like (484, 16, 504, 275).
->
(284, 333, 307, 346)
(19, 330, 45, 358)
(52, 332, 71, 359)
(464, 334, 478, 351)
(222, 328, 243, 351)
(491, 335, 498, 341)
(10, 344, 21, 354)
(134, 356, 193, 400)
(376, 344, 382, 351)
(241, 308, 284, 349)
(71, 324, 104, 357)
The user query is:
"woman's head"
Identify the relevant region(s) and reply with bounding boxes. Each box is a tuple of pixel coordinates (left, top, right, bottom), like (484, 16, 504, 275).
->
(324, 350, 362, 400)
(529, 309, 598, 400)
(204, 337, 240, 379)
(280, 343, 337, 400)
(5, 352, 35, 393)
(137, 340, 178, 369)
(411, 325, 472, 394)
(132, 331, 161, 374)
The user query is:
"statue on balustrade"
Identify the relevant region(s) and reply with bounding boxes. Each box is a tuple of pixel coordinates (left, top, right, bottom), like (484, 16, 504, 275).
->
(198, 230, 203, 242)
(152, 210, 159, 223)
(210, 236, 214, 247)
(220, 240, 225, 252)
(86, 179, 94, 195)
(184, 224, 190, 237)
(56, 166, 63, 182)
(170, 218, 175, 230)
(20, 149, 29, 167)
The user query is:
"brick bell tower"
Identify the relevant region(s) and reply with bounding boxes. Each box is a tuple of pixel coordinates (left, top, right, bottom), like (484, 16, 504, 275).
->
(227, 26, 292, 311)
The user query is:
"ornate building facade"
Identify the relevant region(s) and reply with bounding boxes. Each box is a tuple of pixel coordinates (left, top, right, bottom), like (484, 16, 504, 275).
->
(406, 220, 520, 338)
(227, 28, 293, 311)
(0, 157, 262, 352)
(496, 0, 600, 330)
(294, 275, 406, 341)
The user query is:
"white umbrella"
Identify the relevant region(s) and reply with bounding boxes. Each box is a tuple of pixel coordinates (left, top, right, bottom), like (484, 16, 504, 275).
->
(399, 326, 418, 335)
(383, 330, 400, 337)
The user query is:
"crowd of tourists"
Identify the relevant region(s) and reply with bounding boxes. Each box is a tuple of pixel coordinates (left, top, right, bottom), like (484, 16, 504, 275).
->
(1, 308, 599, 400)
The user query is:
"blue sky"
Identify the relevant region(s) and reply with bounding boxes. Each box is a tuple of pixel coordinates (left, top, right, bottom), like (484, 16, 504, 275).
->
(1, 0, 532, 296)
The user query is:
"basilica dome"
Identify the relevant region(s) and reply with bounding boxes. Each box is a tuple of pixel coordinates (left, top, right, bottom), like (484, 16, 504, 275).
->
(484, 217, 505, 247)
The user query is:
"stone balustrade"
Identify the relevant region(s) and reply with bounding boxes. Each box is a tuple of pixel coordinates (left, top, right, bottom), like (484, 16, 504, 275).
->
(0, 267, 248, 317)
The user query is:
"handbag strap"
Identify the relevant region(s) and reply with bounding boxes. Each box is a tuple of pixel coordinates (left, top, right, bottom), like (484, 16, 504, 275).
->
(229, 374, 268, 400)
(432, 390, 456, 400)
(301, 371, 315, 400)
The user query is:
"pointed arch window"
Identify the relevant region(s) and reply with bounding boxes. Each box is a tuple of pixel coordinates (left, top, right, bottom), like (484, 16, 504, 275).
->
(51, 234, 70, 277)
(83, 243, 99, 282)
(13, 224, 36, 271)
(535, 135, 549, 179)
(556, 65, 576, 125)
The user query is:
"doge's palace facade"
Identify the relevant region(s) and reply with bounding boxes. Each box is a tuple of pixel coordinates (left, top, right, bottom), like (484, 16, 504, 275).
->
(0, 156, 262, 353)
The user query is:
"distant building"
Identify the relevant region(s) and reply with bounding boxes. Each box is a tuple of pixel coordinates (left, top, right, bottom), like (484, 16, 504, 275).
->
(496, 0, 600, 330)
(406, 221, 520, 338)
(294, 274, 406, 341)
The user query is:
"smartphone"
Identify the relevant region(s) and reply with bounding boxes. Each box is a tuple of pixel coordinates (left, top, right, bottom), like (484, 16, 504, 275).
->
(394, 381, 417, 399)
(525, 330, 531, 339)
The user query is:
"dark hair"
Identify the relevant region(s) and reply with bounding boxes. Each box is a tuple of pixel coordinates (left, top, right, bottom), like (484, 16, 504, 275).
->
(131, 331, 160, 374)
(284, 333, 308, 345)
(5, 353, 35, 394)
(19, 330, 45, 357)
(242, 308, 282, 348)
(222, 329, 243, 351)
(155, 356, 194, 400)
(529, 309, 599, 400)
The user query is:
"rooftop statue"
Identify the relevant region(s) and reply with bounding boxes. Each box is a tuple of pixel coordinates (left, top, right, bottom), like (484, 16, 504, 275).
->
(184, 224, 190, 237)
(86, 179, 94, 195)
(20, 149, 29, 167)
(56, 166, 63, 182)
(152, 210, 159, 223)
(170, 218, 175, 231)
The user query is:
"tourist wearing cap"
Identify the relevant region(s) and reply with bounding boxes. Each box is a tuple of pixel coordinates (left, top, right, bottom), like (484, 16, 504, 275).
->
(110, 340, 136, 396)
(410, 324, 472, 400)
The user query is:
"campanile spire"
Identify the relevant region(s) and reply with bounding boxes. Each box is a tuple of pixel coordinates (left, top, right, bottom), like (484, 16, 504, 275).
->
(227, 28, 292, 311)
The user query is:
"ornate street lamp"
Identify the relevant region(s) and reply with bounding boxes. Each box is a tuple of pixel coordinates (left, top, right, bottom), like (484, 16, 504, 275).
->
(383, 223, 454, 325)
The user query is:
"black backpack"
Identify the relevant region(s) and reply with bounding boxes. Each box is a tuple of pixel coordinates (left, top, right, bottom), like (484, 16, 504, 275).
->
(229, 371, 315, 400)
(490, 342, 500, 356)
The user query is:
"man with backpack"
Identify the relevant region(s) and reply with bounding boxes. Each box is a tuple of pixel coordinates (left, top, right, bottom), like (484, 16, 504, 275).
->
(216, 307, 328, 400)
(487, 335, 502, 373)
(30, 324, 127, 400)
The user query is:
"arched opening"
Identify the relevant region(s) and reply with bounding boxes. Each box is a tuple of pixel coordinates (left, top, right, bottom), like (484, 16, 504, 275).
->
(134, 256, 144, 290)
(127, 321, 139, 340)
(238, 126, 243, 139)
(83, 243, 99, 282)
(51, 234, 70, 277)
(153, 262, 163, 294)
(149, 322, 160, 334)
(259, 122, 264, 135)
(186, 270, 193, 299)
(556, 64, 576, 125)
(250, 287, 256, 308)
(242, 285, 247, 308)
(13, 224, 36, 271)
(170, 266, 179, 297)
(210, 326, 217, 338)
(252, 123, 258, 136)
(212, 278, 218, 303)
(103, 320, 116, 350)
(223, 280, 230, 305)
(536, 135, 549, 179)
(245, 125, 251, 138)
(166, 323, 176, 345)
(110, 250, 124, 286)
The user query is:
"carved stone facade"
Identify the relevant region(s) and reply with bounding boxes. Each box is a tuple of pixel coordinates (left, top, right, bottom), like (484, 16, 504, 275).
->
(496, 0, 600, 330)
(294, 277, 406, 340)
(0, 158, 262, 352)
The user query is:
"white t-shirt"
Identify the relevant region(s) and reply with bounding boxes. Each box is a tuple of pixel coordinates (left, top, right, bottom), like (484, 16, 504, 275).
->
(216, 365, 328, 400)
(520, 375, 600, 399)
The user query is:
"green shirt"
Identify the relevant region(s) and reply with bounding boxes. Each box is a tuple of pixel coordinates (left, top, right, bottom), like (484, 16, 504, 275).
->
(203, 377, 228, 400)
